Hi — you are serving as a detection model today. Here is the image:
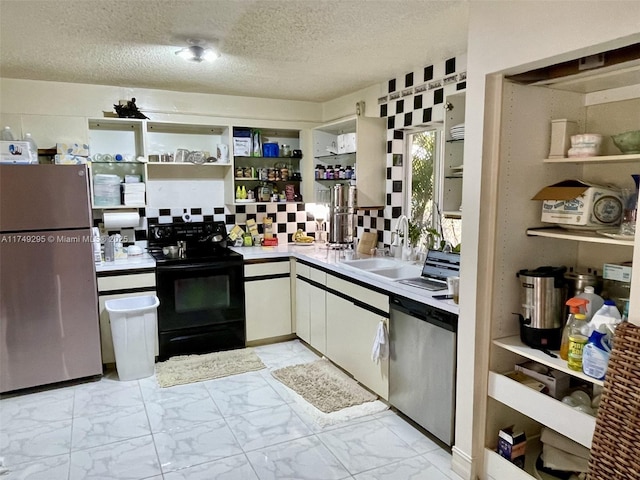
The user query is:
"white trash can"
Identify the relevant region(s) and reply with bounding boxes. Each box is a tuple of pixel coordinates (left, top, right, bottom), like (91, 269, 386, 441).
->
(105, 295, 159, 381)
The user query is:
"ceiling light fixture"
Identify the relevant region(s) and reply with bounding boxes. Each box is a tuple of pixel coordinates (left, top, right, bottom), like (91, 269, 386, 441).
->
(175, 44, 220, 63)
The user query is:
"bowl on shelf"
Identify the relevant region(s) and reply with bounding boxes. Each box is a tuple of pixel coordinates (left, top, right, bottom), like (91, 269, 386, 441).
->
(612, 130, 640, 154)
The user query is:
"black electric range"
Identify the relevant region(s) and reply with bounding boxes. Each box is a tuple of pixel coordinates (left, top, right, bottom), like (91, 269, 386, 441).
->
(148, 221, 246, 360)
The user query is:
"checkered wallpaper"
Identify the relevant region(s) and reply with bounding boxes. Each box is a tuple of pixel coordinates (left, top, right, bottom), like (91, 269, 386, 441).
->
(99, 53, 466, 251)
(372, 53, 467, 248)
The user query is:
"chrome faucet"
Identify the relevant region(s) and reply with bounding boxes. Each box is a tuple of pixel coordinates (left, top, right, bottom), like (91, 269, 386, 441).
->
(391, 215, 411, 261)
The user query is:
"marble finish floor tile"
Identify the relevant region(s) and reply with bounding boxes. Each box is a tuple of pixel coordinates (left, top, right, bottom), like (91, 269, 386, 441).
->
(245, 435, 351, 480)
(317, 418, 418, 474)
(0, 340, 458, 480)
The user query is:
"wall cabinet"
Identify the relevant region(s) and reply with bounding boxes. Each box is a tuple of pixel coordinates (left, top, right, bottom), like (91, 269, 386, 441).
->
(230, 128, 303, 205)
(96, 270, 156, 364)
(441, 92, 465, 218)
(312, 115, 386, 208)
(481, 62, 639, 479)
(244, 260, 293, 342)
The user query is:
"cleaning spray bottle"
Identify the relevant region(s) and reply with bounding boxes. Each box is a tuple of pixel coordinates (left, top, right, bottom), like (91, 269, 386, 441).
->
(560, 297, 589, 360)
(582, 325, 612, 380)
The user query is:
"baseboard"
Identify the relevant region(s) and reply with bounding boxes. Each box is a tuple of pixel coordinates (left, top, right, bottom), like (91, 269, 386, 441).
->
(451, 446, 475, 479)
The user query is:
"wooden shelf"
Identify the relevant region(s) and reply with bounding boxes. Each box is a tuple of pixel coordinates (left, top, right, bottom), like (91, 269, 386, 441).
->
(488, 371, 596, 448)
(544, 153, 640, 164)
(493, 335, 604, 386)
(314, 152, 356, 161)
(526, 227, 634, 246)
(483, 441, 540, 480)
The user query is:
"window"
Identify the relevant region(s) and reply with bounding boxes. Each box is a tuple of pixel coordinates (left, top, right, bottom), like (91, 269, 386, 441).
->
(406, 129, 461, 249)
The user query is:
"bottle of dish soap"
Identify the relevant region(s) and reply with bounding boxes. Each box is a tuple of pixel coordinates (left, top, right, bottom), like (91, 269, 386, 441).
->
(560, 297, 589, 360)
(582, 325, 612, 380)
(567, 313, 589, 371)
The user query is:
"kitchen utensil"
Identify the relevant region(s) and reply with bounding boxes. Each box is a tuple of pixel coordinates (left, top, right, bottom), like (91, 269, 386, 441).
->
(516, 266, 567, 350)
(329, 184, 357, 245)
(357, 231, 378, 254)
(564, 269, 599, 299)
(216, 144, 229, 163)
(174, 149, 188, 163)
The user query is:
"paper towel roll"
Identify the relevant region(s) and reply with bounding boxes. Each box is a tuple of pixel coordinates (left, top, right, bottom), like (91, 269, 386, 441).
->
(103, 211, 140, 228)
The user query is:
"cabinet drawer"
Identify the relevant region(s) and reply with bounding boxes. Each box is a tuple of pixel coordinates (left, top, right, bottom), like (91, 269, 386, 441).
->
(326, 275, 388, 312)
(97, 272, 156, 292)
(245, 261, 290, 278)
(296, 263, 310, 279)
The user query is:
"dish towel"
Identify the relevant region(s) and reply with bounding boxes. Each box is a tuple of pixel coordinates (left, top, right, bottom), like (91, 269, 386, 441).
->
(371, 320, 389, 363)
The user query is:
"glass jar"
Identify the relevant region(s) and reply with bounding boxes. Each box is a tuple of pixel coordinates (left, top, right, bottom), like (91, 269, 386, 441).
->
(345, 166, 353, 179)
(236, 166, 243, 178)
(281, 144, 291, 157)
(316, 164, 325, 179)
(326, 165, 334, 180)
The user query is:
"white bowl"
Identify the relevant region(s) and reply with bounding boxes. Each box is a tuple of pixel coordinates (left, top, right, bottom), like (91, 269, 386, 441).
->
(571, 133, 602, 148)
(568, 146, 600, 157)
(127, 245, 143, 256)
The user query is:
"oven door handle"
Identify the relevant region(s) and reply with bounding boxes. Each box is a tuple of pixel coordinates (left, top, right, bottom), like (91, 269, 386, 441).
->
(156, 261, 241, 273)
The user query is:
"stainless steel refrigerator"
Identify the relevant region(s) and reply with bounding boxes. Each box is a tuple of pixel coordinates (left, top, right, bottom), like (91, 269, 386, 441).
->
(0, 164, 102, 393)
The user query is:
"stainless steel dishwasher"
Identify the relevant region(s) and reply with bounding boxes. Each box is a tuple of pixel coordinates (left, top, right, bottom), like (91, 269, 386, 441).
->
(389, 295, 458, 446)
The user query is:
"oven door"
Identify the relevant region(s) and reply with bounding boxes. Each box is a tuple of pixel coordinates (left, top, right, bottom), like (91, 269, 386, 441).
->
(156, 259, 245, 358)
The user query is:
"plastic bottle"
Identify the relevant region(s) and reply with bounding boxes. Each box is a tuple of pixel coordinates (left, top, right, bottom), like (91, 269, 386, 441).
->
(589, 300, 622, 336)
(582, 326, 612, 380)
(576, 286, 604, 322)
(1, 126, 15, 140)
(23, 133, 38, 162)
(560, 297, 590, 360)
(567, 313, 589, 371)
(235, 185, 242, 200)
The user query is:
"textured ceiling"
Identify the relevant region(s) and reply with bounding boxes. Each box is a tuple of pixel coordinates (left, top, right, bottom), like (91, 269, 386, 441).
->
(0, 0, 469, 102)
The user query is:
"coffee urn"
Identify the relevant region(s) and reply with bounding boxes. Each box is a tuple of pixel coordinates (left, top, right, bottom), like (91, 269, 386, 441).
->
(516, 266, 567, 350)
(329, 184, 357, 245)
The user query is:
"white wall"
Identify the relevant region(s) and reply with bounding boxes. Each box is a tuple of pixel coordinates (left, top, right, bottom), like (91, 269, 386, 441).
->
(455, 2, 640, 478)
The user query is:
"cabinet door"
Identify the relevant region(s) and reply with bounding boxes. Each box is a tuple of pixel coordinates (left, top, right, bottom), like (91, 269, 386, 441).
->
(99, 290, 158, 364)
(245, 277, 292, 341)
(309, 284, 326, 354)
(295, 277, 311, 343)
(325, 292, 389, 399)
(355, 116, 386, 207)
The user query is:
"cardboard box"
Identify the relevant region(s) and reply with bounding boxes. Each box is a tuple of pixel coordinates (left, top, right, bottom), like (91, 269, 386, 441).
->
(122, 182, 146, 193)
(337, 133, 357, 154)
(228, 225, 245, 241)
(123, 192, 145, 206)
(56, 142, 90, 156)
(245, 219, 259, 237)
(0, 141, 36, 164)
(515, 361, 570, 399)
(603, 262, 632, 283)
(497, 426, 526, 469)
(532, 179, 623, 228)
(505, 371, 547, 393)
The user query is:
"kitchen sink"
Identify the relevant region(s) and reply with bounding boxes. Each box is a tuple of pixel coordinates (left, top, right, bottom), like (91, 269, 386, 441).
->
(340, 258, 399, 270)
(339, 257, 421, 281)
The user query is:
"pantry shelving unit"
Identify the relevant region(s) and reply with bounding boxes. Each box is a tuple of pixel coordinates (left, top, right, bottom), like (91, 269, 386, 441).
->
(480, 58, 639, 479)
(441, 92, 466, 218)
(312, 116, 385, 208)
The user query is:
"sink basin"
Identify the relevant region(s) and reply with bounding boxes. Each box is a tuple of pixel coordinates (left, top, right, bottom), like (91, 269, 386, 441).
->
(339, 257, 422, 281)
(340, 258, 399, 270)
(368, 264, 422, 280)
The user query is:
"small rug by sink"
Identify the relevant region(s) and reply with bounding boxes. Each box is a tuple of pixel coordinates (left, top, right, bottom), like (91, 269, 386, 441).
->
(271, 358, 379, 414)
(155, 348, 265, 388)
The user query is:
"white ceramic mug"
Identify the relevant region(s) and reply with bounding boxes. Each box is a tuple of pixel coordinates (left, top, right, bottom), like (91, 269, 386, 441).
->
(217, 144, 229, 163)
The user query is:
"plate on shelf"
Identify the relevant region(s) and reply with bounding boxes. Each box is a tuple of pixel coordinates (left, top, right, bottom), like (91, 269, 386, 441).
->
(450, 165, 464, 170)
(597, 228, 635, 241)
(293, 241, 315, 246)
(235, 198, 256, 203)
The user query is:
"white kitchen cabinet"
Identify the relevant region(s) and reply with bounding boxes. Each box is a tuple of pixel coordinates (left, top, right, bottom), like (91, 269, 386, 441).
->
(244, 260, 293, 342)
(480, 59, 639, 479)
(294, 263, 327, 354)
(441, 92, 465, 218)
(312, 115, 386, 208)
(97, 270, 156, 364)
(324, 275, 389, 399)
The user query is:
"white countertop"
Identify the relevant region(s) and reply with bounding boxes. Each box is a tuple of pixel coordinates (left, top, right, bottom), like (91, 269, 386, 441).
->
(95, 253, 156, 273)
(231, 243, 459, 315)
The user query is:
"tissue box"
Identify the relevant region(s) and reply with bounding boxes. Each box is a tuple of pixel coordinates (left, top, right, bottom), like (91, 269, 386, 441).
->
(532, 179, 623, 228)
(0, 141, 36, 164)
(54, 154, 87, 165)
(603, 262, 632, 283)
(56, 143, 90, 156)
(497, 426, 526, 469)
(515, 361, 570, 399)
